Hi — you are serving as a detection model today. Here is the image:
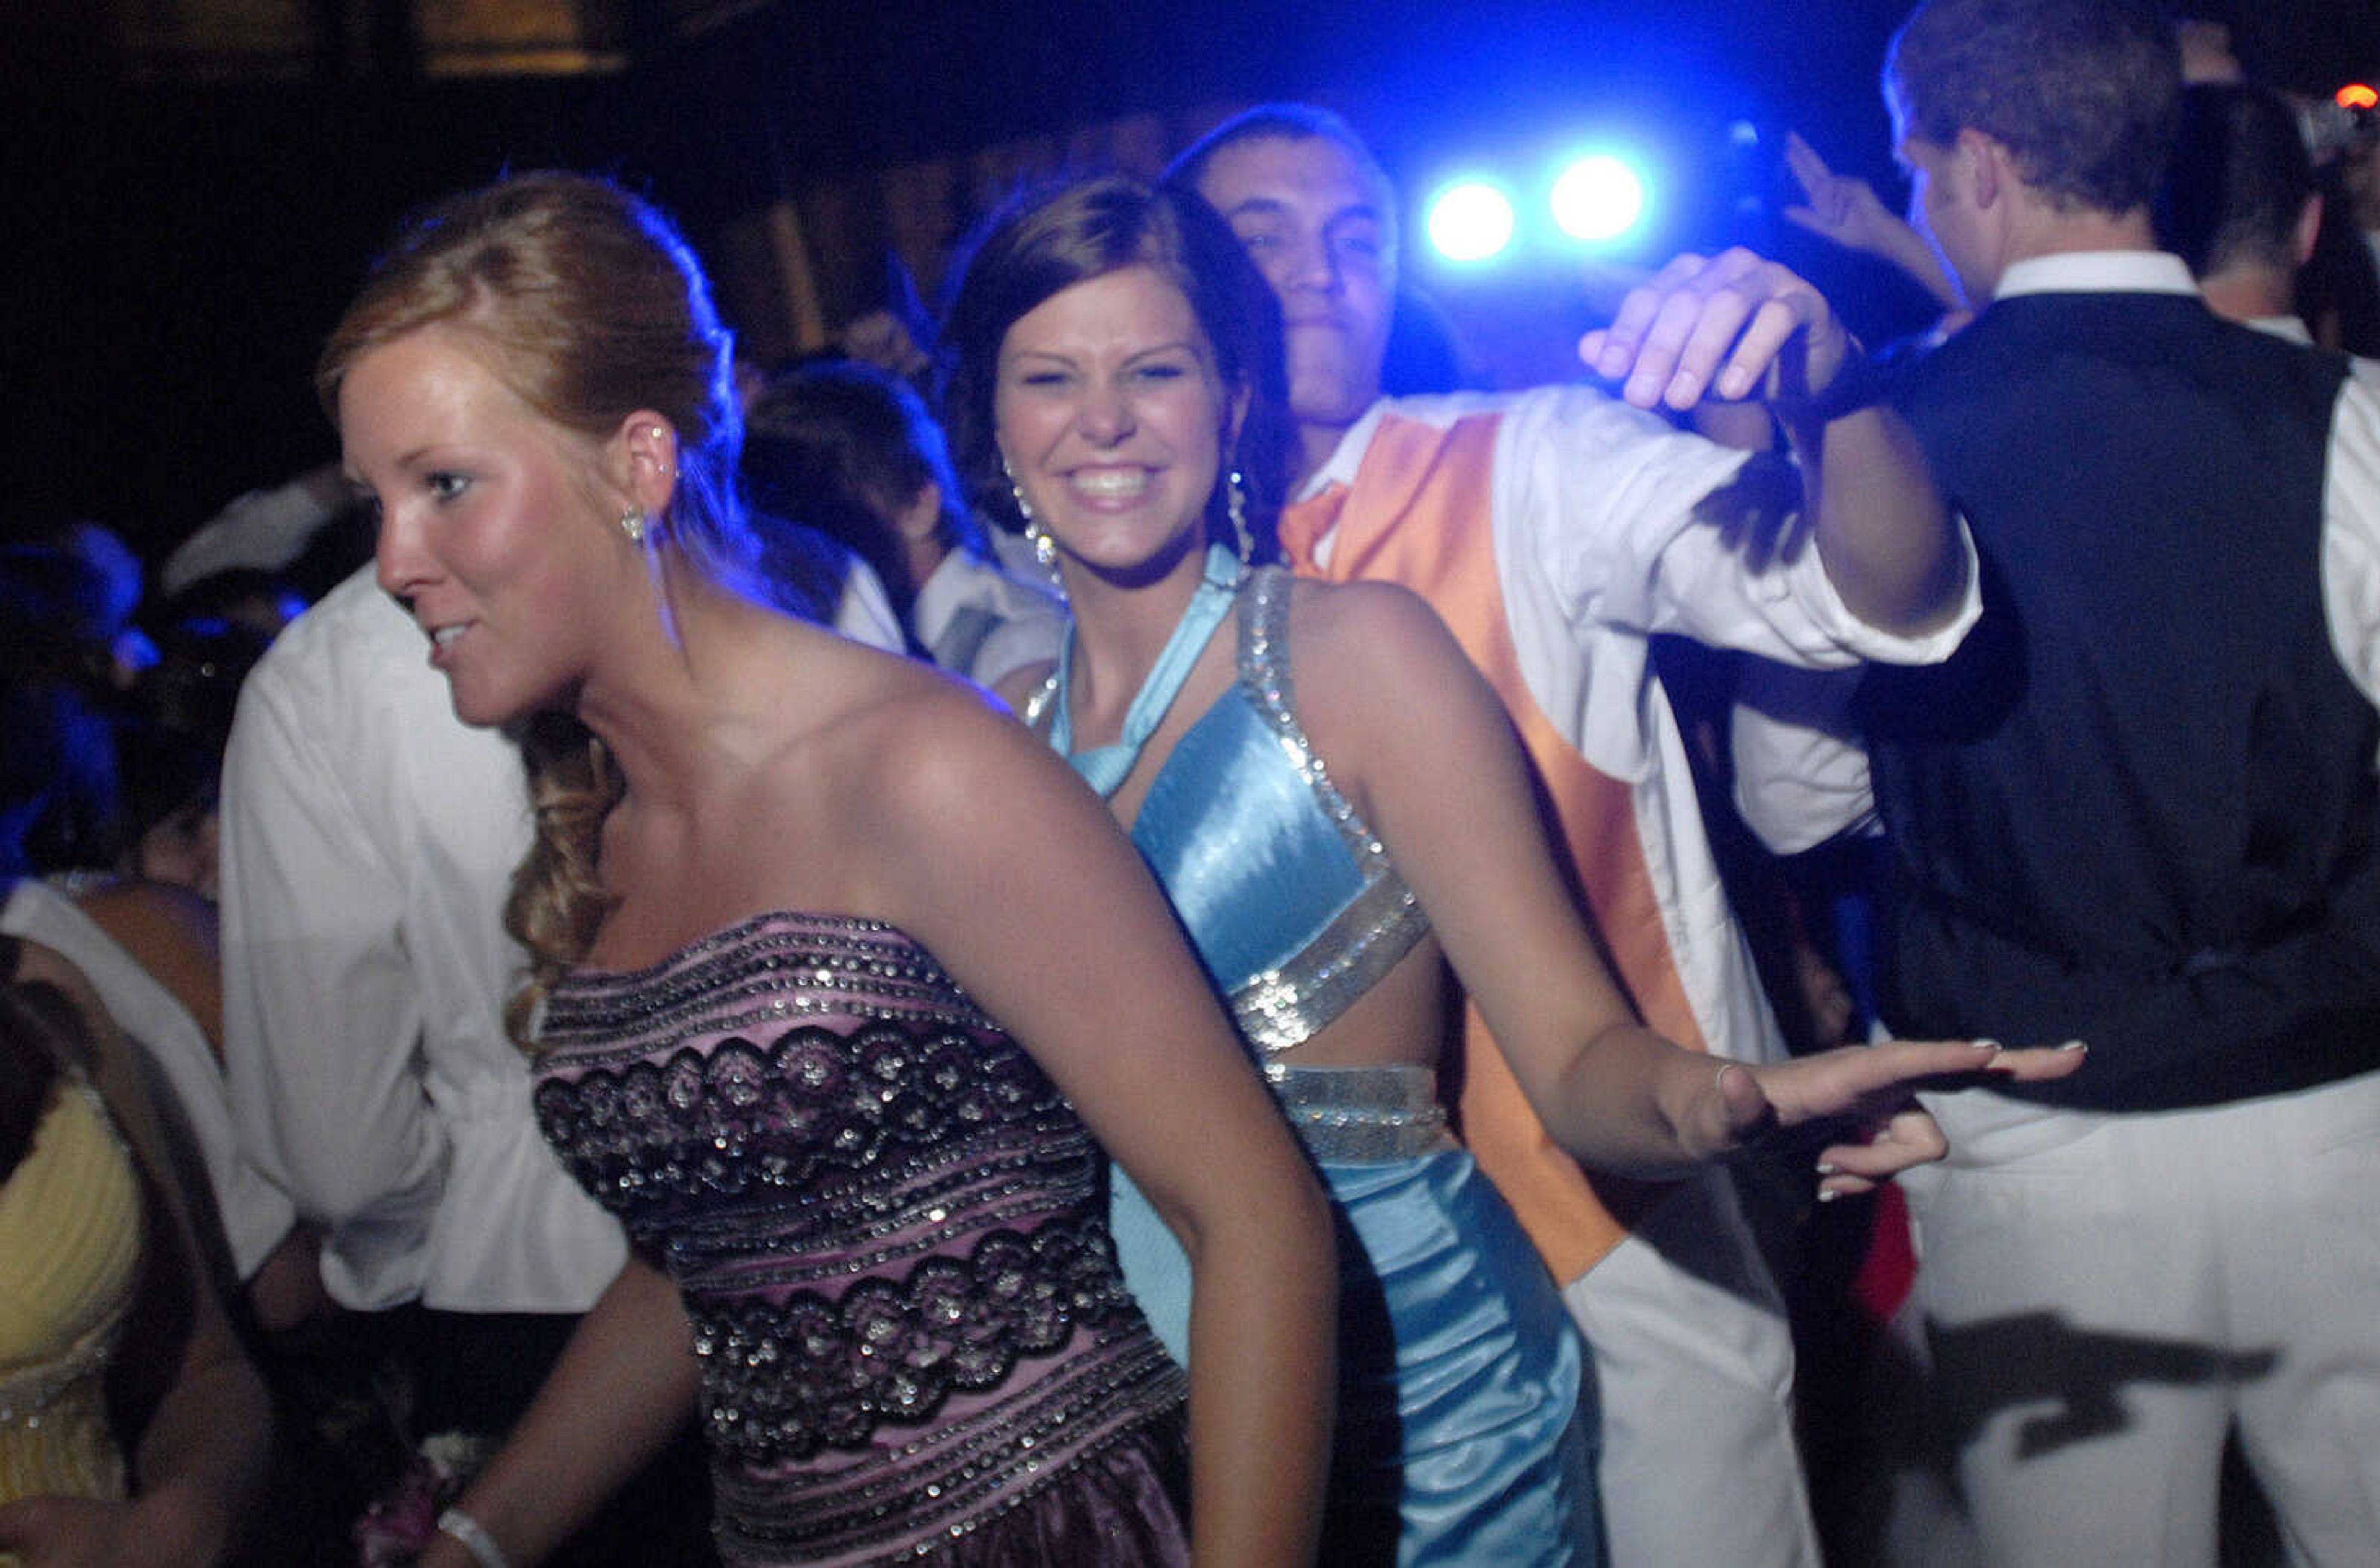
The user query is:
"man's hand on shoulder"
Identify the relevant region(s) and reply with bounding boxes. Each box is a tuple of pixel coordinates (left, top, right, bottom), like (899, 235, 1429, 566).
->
(1578, 248, 1852, 414)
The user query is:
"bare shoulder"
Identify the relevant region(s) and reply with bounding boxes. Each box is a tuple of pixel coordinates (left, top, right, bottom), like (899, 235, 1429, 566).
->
(1277, 575, 1483, 715)
(830, 660, 1076, 837)
(1283, 574, 1450, 645)
(73, 878, 221, 973)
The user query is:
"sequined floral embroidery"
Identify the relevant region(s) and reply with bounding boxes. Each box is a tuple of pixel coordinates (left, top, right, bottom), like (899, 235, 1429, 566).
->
(692, 1216, 1139, 1461)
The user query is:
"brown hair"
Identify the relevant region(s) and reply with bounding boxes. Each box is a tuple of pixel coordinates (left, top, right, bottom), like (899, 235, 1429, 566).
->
(319, 172, 744, 1044)
(1885, 0, 2180, 216)
(935, 174, 1294, 563)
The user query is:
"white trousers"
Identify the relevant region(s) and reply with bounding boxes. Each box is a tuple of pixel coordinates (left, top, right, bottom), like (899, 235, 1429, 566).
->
(1902, 1071, 2380, 1567)
(1564, 1165, 1823, 1568)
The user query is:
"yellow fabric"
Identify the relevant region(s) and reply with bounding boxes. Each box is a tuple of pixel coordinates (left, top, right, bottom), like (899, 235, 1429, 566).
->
(0, 1076, 140, 1527)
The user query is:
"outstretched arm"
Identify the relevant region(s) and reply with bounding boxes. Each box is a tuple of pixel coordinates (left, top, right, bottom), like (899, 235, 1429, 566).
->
(1302, 584, 2078, 1192)
(1578, 249, 1967, 636)
(872, 690, 1336, 1568)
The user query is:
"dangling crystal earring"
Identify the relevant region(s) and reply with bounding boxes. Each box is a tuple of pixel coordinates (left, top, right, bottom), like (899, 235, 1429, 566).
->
(1226, 468, 1253, 563)
(619, 506, 647, 545)
(1002, 453, 1032, 521)
(1003, 452, 1054, 567)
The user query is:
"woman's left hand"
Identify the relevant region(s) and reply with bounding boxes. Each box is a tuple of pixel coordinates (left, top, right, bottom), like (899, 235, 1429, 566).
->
(1696, 1039, 2087, 1198)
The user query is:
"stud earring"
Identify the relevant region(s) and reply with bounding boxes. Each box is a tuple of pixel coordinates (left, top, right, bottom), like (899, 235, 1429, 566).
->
(1226, 468, 1253, 563)
(619, 506, 647, 545)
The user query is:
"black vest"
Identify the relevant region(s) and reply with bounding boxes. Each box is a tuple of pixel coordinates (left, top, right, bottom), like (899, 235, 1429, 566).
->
(1862, 290, 2380, 1109)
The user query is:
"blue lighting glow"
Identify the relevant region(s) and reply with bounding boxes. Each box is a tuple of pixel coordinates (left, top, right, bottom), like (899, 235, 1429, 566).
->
(1425, 181, 1517, 262)
(1548, 154, 1647, 242)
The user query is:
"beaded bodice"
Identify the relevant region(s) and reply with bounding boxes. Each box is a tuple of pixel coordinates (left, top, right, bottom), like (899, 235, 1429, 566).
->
(1120, 569, 1444, 1160)
(1035, 566, 1434, 1062)
(533, 912, 1184, 1563)
(1, 1075, 139, 1516)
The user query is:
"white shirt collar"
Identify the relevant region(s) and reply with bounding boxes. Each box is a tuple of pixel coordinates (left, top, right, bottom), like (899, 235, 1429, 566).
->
(1994, 250, 2200, 301)
(1294, 399, 1393, 504)
(2248, 314, 2314, 345)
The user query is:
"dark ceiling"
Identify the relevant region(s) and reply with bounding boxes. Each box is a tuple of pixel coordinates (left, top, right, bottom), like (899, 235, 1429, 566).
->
(7, 0, 2375, 555)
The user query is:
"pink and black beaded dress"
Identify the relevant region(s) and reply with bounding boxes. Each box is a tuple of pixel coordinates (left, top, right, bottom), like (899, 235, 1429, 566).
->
(532, 912, 1191, 1566)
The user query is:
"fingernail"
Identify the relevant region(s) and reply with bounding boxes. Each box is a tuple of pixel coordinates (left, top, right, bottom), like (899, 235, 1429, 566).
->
(1817, 1187, 1842, 1204)
(1815, 1161, 1838, 1176)
(1719, 365, 1753, 398)
(1972, 1038, 2001, 1052)
(2058, 1039, 2089, 1052)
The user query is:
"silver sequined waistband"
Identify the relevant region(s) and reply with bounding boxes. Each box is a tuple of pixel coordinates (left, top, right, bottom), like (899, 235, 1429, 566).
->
(1262, 1062, 1455, 1163)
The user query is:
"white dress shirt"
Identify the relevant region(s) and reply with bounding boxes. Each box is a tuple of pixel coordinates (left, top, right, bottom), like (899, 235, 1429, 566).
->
(221, 560, 902, 1311)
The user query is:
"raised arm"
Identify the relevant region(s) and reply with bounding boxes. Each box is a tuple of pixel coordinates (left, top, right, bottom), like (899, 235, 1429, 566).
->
(1780, 131, 1969, 317)
(870, 690, 1336, 1568)
(1579, 249, 1967, 636)
(1301, 584, 2078, 1191)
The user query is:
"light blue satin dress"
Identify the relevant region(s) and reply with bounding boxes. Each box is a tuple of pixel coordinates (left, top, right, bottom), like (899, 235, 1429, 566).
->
(1039, 557, 1600, 1566)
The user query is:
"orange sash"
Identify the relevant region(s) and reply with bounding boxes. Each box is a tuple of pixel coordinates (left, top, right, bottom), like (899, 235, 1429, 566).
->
(1280, 410, 1710, 1280)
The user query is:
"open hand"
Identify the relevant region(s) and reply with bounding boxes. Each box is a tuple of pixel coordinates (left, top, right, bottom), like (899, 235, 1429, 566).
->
(1693, 1039, 2087, 1199)
(1577, 247, 1851, 413)
(1781, 132, 1907, 258)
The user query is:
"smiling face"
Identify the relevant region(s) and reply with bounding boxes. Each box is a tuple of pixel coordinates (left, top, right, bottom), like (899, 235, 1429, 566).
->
(1192, 134, 1396, 444)
(992, 265, 1242, 590)
(343, 324, 630, 727)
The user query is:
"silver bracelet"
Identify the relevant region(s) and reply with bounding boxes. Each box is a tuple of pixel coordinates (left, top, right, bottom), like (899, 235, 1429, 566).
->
(435, 1506, 511, 1568)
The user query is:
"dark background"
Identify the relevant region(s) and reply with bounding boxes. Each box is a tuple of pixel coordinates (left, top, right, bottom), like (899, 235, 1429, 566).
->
(7, 0, 2375, 562)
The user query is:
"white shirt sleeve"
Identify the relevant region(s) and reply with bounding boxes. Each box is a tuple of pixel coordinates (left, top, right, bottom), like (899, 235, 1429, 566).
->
(218, 648, 450, 1308)
(1491, 384, 1979, 783)
(1727, 664, 1879, 855)
(2323, 364, 2380, 723)
(1500, 385, 1978, 666)
(831, 556, 906, 652)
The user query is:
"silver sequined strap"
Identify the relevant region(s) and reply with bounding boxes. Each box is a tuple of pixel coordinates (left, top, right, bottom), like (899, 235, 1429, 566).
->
(1227, 570, 1432, 1058)
(1263, 1061, 1453, 1163)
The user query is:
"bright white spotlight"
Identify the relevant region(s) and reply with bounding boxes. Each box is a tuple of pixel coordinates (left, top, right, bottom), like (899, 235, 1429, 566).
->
(1425, 182, 1516, 263)
(1549, 154, 1647, 243)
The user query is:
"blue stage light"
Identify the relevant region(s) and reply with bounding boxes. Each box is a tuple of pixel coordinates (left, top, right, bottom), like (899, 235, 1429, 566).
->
(1549, 154, 1647, 243)
(1425, 181, 1517, 262)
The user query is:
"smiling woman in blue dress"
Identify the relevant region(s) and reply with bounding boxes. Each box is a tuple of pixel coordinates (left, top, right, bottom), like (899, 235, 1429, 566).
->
(937, 174, 2087, 1566)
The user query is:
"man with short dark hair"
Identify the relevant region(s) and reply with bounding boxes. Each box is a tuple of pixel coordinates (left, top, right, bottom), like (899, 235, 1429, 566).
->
(1740, 1, 2380, 1557)
(2161, 81, 2324, 333)
(1168, 103, 1981, 1567)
